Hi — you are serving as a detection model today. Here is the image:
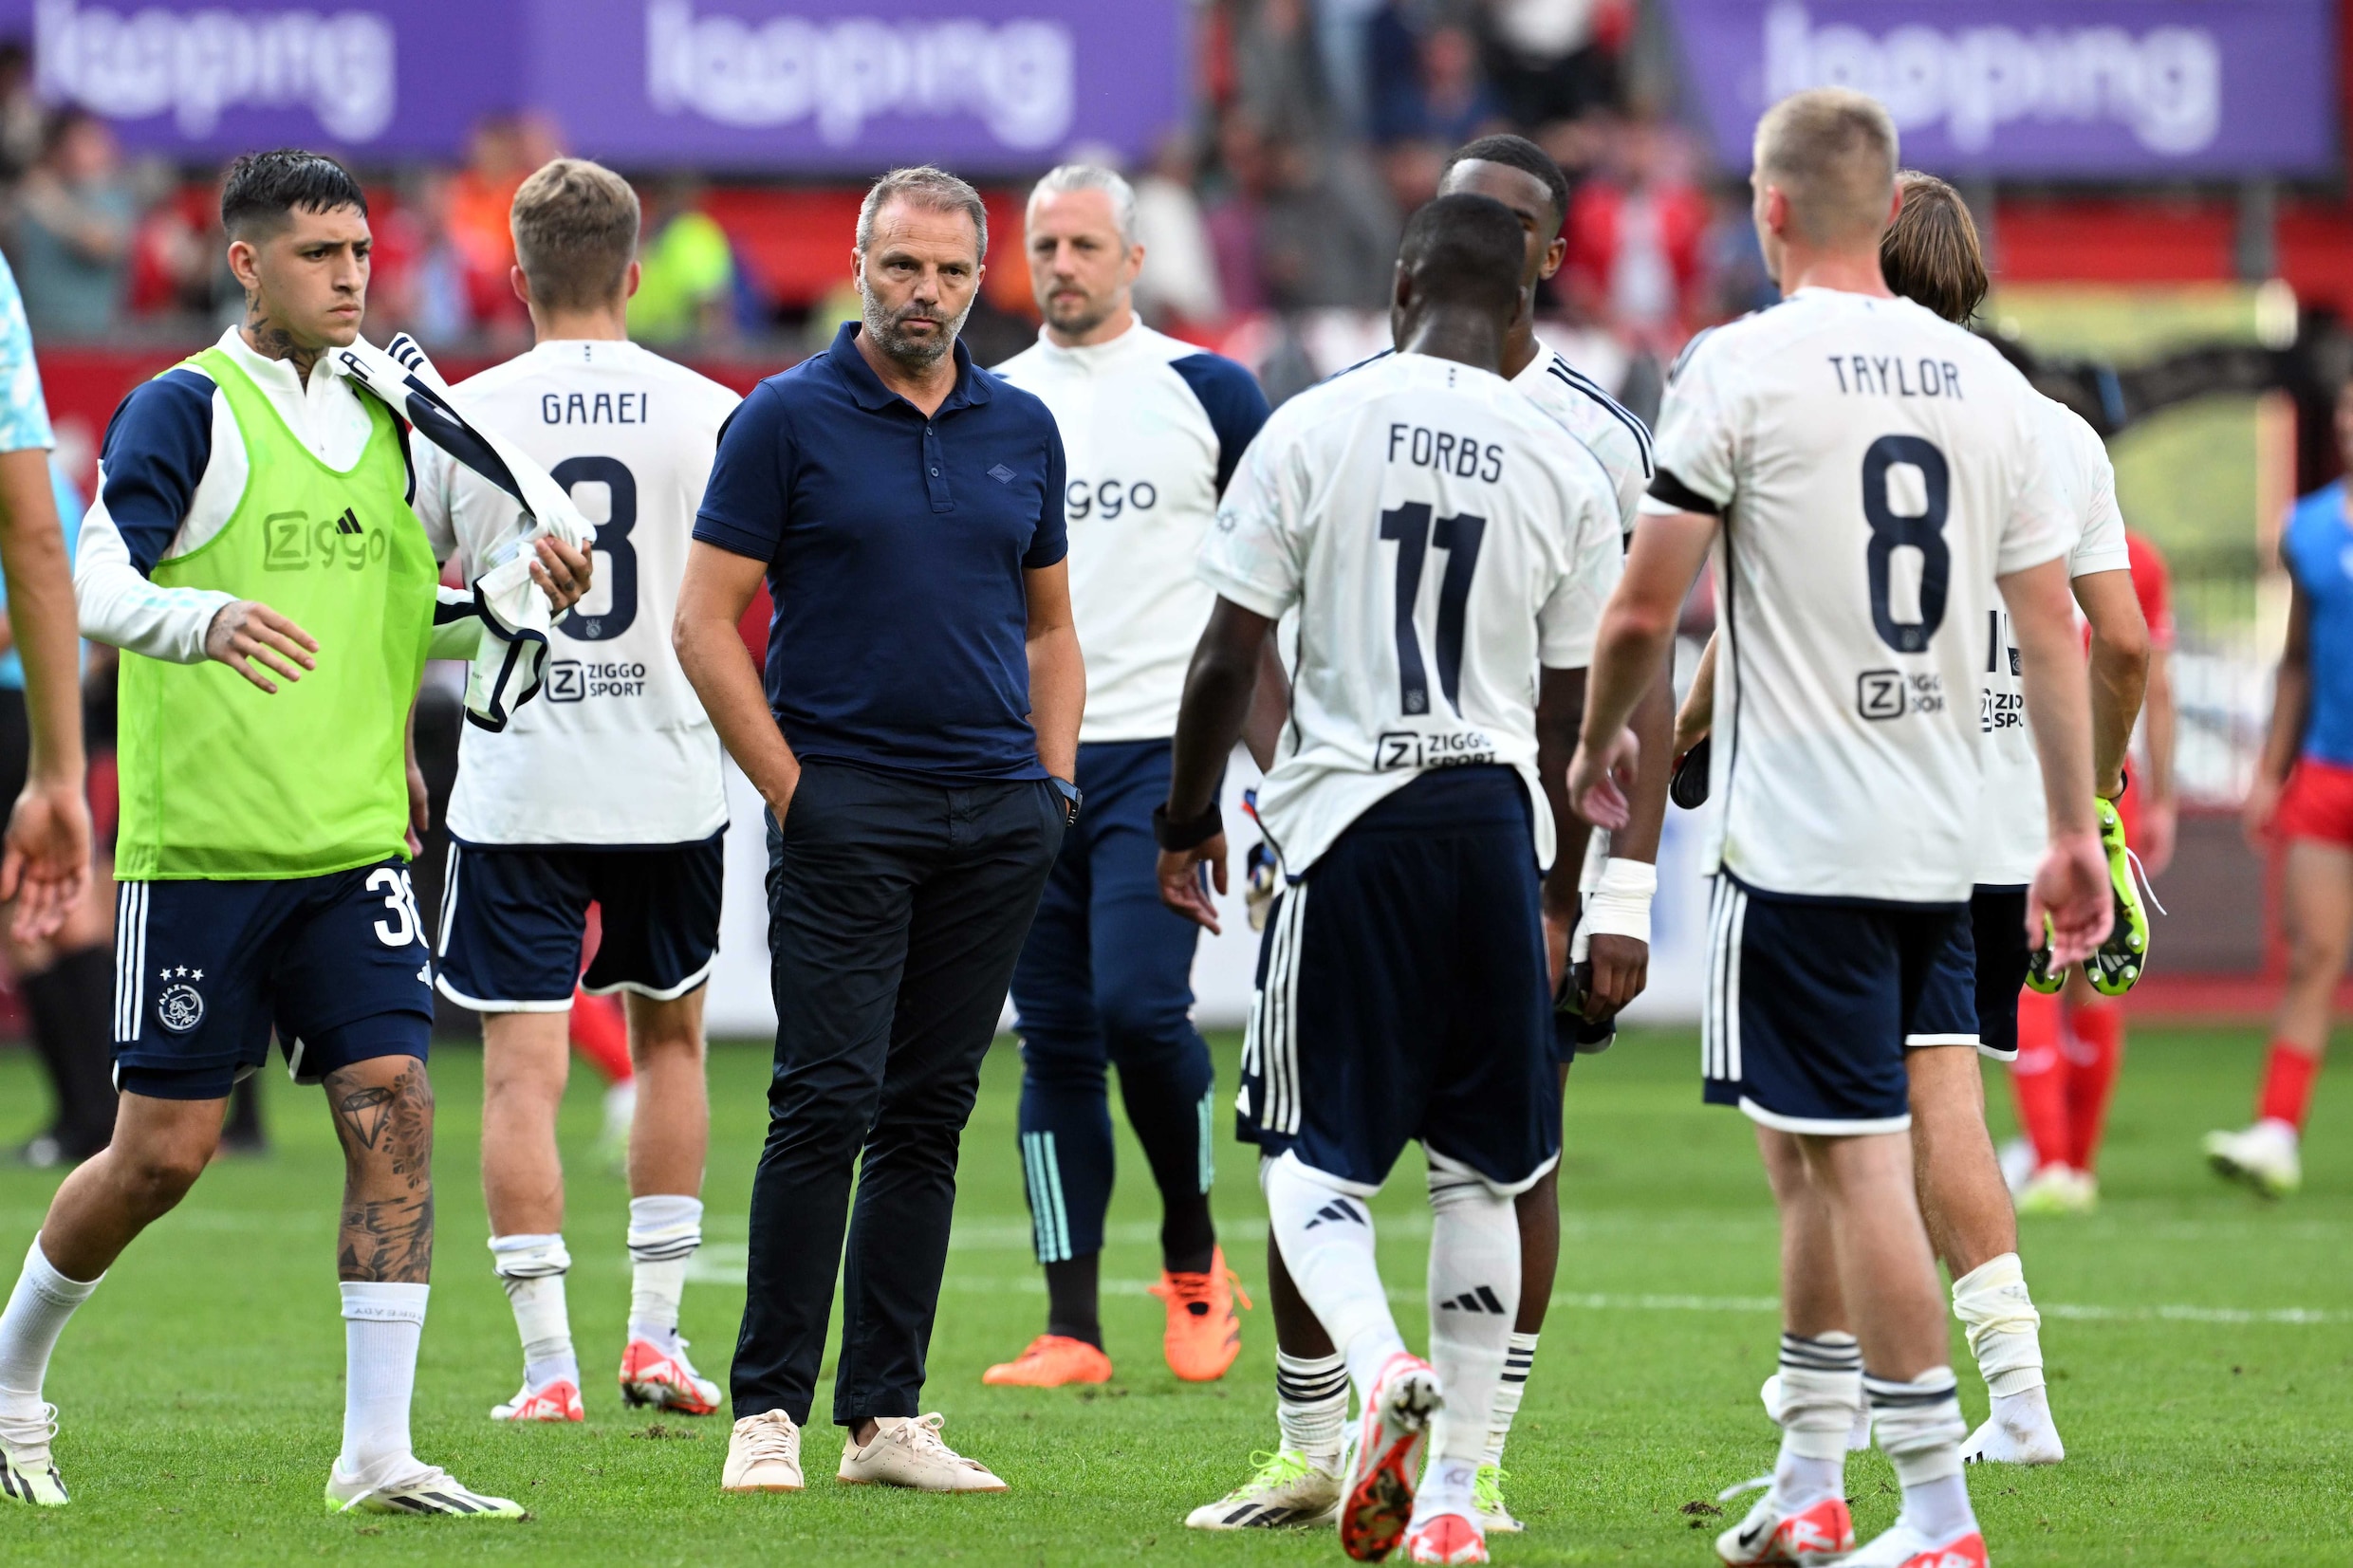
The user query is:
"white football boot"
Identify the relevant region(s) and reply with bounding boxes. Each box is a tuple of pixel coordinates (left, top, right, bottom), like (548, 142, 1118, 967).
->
(1184, 1447, 1344, 1529)
(1839, 1519, 1989, 1567)
(325, 1457, 525, 1517)
(0, 1402, 67, 1506)
(1961, 1383, 2066, 1466)
(2204, 1119, 2301, 1199)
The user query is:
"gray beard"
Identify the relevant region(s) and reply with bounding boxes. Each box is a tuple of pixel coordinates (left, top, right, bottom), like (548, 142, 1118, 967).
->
(860, 287, 973, 370)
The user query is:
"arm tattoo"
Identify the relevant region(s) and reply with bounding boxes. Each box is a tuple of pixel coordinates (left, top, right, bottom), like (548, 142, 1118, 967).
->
(326, 1060, 435, 1283)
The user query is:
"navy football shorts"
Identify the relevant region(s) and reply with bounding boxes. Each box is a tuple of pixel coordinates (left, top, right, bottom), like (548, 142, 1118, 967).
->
(1968, 884, 2032, 1061)
(110, 858, 435, 1100)
(434, 831, 724, 1011)
(1235, 767, 1559, 1195)
(1700, 875, 1976, 1134)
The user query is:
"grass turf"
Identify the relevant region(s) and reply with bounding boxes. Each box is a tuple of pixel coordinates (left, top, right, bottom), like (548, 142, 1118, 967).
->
(0, 1024, 2344, 1564)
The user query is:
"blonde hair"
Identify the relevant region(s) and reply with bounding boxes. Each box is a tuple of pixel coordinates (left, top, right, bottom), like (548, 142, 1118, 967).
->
(1753, 87, 1899, 247)
(1881, 171, 1988, 324)
(510, 157, 640, 312)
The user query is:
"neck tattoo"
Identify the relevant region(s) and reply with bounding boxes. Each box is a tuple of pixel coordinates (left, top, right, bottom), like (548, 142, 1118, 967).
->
(245, 306, 322, 381)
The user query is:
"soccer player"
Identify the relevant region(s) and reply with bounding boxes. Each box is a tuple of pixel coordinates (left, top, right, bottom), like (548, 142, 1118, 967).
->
(0, 150, 586, 1516)
(2010, 527, 2176, 1214)
(1567, 93, 2110, 1568)
(413, 158, 741, 1424)
(984, 164, 1271, 1389)
(1184, 133, 1671, 1537)
(1158, 191, 1630, 1565)
(1674, 173, 2151, 1467)
(2209, 378, 2353, 1197)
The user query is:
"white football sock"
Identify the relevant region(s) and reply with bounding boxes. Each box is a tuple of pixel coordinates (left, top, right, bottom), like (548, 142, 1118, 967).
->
(1483, 1332, 1537, 1467)
(338, 1282, 427, 1482)
(1773, 1331, 1862, 1508)
(1424, 1164, 1517, 1471)
(1867, 1366, 1973, 1540)
(1275, 1350, 1349, 1467)
(1262, 1154, 1405, 1403)
(0, 1236, 100, 1419)
(489, 1232, 577, 1389)
(625, 1193, 702, 1349)
(1952, 1252, 2045, 1397)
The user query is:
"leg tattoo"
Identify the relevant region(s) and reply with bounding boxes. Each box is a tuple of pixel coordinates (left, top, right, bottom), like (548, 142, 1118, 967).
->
(327, 1060, 436, 1283)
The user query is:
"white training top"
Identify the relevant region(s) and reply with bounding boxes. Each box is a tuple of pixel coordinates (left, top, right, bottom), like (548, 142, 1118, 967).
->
(414, 339, 742, 846)
(1643, 288, 2070, 904)
(1511, 344, 1654, 535)
(1974, 397, 2133, 886)
(992, 322, 1269, 743)
(1198, 350, 1625, 876)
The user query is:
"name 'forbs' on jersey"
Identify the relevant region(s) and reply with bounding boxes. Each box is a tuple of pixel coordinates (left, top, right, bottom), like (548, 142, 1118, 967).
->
(1198, 352, 1625, 877)
(1646, 289, 2071, 905)
(1387, 422, 1507, 481)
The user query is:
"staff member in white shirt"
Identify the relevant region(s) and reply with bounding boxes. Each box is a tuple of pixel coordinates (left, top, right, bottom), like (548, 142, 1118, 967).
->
(985, 165, 1272, 1389)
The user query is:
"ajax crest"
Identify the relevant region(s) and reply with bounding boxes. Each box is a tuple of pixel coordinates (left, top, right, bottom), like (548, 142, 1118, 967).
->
(157, 981, 206, 1035)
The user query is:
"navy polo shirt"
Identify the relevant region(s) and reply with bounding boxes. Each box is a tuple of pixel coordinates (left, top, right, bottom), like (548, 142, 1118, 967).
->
(694, 321, 1068, 781)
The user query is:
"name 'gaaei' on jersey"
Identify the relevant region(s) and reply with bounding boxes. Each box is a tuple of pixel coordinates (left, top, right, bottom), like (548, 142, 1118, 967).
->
(1975, 397, 2132, 886)
(1198, 350, 1625, 876)
(416, 338, 742, 846)
(1643, 288, 2070, 904)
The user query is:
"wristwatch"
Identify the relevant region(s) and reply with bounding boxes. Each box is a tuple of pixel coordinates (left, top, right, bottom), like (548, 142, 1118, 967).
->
(1049, 775, 1084, 827)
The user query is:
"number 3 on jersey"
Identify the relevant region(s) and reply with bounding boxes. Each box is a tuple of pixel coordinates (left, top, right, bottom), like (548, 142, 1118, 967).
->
(1380, 502, 1487, 715)
(1862, 434, 1950, 654)
(553, 454, 638, 642)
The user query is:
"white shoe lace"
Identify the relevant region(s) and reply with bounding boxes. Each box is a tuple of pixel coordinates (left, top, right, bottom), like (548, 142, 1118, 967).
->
(1716, 1474, 1773, 1504)
(883, 1412, 988, 1472)
(334, 1457, 462, 1513)
(740, 1412, 800, 1467)
(2123, 847, 2167, 915)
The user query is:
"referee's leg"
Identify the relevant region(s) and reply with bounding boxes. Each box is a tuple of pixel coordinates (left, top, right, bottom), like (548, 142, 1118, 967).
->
(831, 778, 1063, 1430)
(732, 769, 927, 1425)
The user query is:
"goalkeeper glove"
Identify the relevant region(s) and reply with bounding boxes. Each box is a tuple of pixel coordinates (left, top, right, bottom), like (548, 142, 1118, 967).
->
(1241, 788, 1278, 932)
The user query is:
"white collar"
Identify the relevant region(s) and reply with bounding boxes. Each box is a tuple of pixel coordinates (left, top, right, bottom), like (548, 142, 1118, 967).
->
(213, 324, 346, 399)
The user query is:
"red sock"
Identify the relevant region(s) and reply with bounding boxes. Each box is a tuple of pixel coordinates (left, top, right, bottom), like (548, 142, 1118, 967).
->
(2065, 1000, 2125, 1173)
(2256, 1043, 2321, 1131)
(569, 990, 634, 1085)
(2008, 988, 2072, 1170)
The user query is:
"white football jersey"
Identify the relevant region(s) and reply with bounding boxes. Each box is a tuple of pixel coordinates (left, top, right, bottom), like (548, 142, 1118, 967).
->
(992, 323, 1269, 743)
(1198, 350, 1625, 875)
(1645, 288, 2070, 903)
(1974, 397, 2131, 885)
(1511, 345, 1653, 535)
(415, 339, 742, 845)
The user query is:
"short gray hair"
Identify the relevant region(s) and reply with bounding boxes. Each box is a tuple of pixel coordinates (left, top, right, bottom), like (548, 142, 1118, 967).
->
(1027, 163, 1137, 246)
(857, 165, 988, 261)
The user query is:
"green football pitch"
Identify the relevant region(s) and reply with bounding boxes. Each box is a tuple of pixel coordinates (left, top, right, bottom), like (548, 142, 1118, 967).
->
(0, 1025, 2344, 1565)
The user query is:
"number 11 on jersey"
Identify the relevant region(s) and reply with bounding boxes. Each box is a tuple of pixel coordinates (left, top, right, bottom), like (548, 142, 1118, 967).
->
(1380, 502, 1487, 717)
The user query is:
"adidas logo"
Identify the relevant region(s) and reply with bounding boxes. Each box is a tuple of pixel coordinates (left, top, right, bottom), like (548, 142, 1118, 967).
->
(1303, 1199, 1364, 1230)
(334, 507, 363, 536)
(1436, 1285, 1509, 1314)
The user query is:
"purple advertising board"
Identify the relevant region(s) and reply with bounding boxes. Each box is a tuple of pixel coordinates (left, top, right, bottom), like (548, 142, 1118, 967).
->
(0, 0, 1187, 172)
(1665, 0, 2337, 178)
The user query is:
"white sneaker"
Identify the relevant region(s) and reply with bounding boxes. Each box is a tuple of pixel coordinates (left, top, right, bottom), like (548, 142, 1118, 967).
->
(1997, 1137, 2037, 1196)
(2205, 1119, 2301, 1198)
(721, 1410, 805, 1492)
(1961, 1385, 2065, 1466)
(2014, 1164, 2098, 1216)
(324, 1457, 525, 1517)
(1839, 1519, 1988, 1566)
(1759, 1374, 1871, 1449)
(1472, 1461, 1521, 1533)
(837, 1412, 1006, 1492)
(1183, 1447, 1343, 1528)
(0, 1402, 67, 1506)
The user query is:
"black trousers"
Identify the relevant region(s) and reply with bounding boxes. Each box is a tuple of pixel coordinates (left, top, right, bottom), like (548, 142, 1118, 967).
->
(732, 759, 1064, 1428)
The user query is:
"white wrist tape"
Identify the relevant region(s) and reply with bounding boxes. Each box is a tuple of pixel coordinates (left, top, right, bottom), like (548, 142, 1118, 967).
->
(1571, 858, 1657, 964)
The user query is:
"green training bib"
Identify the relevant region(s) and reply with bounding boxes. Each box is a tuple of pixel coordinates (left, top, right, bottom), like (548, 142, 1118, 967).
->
(115, 347, 435, 879)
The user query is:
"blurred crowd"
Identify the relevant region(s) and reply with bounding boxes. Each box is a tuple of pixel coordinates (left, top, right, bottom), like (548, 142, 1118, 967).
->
(0, 3, 1787, 399)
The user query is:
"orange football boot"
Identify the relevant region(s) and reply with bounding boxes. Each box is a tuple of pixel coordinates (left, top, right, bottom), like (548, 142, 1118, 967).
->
(982, 1334, 1113, 1387)
(618, 1337, 721, 1415)
(490, 1378, 585, 1423)
(1150, 1245, 1250, 1381)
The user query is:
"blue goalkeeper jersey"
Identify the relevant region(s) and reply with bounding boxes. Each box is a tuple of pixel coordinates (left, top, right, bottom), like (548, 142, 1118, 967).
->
(2283, 480, 2353, 766)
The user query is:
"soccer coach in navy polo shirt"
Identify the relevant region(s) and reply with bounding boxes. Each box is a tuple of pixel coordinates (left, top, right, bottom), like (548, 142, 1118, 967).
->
(675, 165, 1082, 1495)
